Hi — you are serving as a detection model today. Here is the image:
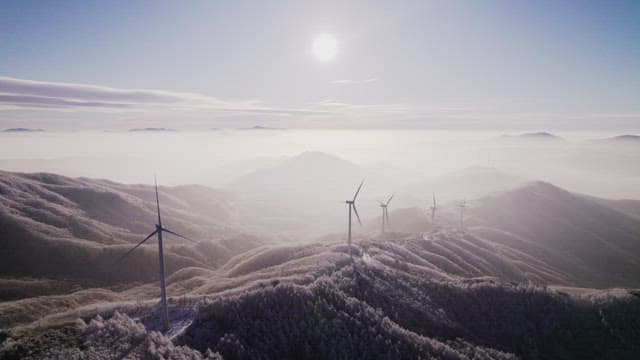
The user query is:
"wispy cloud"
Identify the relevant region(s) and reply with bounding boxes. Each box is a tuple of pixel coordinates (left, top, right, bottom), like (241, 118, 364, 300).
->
(0, 76, 325, 117)
(330, 78, 378, 85)
(312, 99, 409, 115)
(0, 76, 423, 129)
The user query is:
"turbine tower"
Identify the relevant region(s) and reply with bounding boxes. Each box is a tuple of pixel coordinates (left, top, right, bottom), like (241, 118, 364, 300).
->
(379, 194, 394, 233)
(115, 177, 195, 332)
(458, 198, 467, 230)
(430, 193, 437, 224)
(345, 179, 364, 261)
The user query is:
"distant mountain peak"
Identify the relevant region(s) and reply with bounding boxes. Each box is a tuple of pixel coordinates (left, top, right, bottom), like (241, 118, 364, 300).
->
(280, 151, 361, 171)
(128, 127, 176, 132)
(241, 125, 278, 130)
(3, 127, 45, 132)
(518, 180, 566, 193)
(614, 134, 640, 140)
(522, 131, 556, 137)
(591, 134, 640, 143)
(499, 132, 564, 141)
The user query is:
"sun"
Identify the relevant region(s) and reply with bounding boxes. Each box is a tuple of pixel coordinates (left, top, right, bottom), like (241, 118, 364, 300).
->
(312, 33, 338, 62)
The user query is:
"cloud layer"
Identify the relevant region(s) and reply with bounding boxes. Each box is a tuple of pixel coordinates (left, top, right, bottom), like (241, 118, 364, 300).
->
(3, 76, 635, 130)
(0, 76, 324, 116)
(330, 78, 378, 85)
(0, 76, 418, 129)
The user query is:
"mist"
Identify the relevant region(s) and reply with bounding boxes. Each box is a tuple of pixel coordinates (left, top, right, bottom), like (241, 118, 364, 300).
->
(1, 128, 638, 197)
(2, 0, 640, 357)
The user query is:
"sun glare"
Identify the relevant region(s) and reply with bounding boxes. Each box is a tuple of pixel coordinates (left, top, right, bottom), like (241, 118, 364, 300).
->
(312, 33, 338, 62)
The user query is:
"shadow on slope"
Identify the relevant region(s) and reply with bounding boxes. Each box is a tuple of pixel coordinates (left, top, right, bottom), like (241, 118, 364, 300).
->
(468, 181, 640, 288)
(374, 181, 640, 288)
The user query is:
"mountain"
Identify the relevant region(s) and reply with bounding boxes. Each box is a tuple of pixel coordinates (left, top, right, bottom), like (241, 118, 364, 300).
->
(467, 181, 640, 288)
(588, 134, 640, 144)
(223, 151, 408, 235)
(176, 260, 639, 359)
(402, 166, 527, 203)
(589, 197, 640, 221)
(2, 128, 44, 132)
(195, 156, 286, 187)
(2, 173, 640, 357)
(498, 131, 565, 142)
(370, 181, 640, 288)
(239, 125, 279, 130)
(3, 236, 639, 359)
(226, 151, 367, 217)
(228, 151, 362, 187)
(0, 171, 270, 286)
(128, 127, 177, 132)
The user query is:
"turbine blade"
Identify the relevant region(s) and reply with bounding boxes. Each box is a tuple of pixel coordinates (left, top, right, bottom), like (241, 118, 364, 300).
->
(385, 194, 394, 206)
(352, 179, 365, 201)
(114, 229, 158, 264)
(385, 208, 390, 224)
(155, 176, 162, 227)
(162, 227, 197, 243)
(352, 204, 362, 226)
(433, 193, 436, 207)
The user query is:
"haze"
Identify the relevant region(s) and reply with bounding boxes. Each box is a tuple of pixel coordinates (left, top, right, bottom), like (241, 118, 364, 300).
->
(1, 1, 640, 359)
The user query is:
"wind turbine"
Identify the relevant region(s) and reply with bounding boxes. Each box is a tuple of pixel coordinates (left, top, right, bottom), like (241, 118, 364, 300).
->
(114, 177, 195, 332)
(430, 193, 437, 224)
(458, 198, 467, 230)
(345, 179, 364, 261)
(379, 194, 394, 233)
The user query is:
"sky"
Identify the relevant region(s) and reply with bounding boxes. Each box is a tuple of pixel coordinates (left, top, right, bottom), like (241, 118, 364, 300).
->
(0, 0, 639, 130)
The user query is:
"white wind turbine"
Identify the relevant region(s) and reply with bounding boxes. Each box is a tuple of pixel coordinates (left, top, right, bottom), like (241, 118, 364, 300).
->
(344, 179, 364, 261)
(430, 193, 437, 225)
(114, 177, 196, 332)
(379, 194, 394, 233)
(458, 198, 467, 230)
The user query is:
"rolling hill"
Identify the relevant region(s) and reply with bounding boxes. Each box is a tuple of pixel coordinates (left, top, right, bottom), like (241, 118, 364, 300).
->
(2, 236, 639, 359)
(368, 181, 640, 288)
(0, 171, 271, 286)
(2, 172, 640, 358)
(468, 181, 640, 288)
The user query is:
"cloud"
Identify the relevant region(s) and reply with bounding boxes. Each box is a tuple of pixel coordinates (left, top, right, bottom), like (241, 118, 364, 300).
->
(0, 77, 192, 106)
(0, 76, 431, 129)
(330, 78, 378, 85)
(0, 76, 325, 116)
(0, 94, 133, 109)
(312, 99, 410, 115)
